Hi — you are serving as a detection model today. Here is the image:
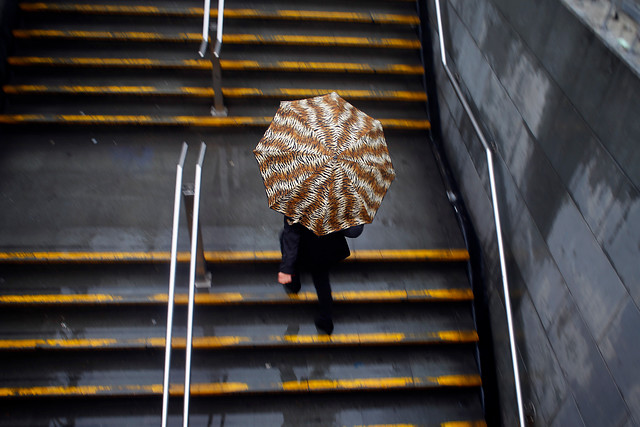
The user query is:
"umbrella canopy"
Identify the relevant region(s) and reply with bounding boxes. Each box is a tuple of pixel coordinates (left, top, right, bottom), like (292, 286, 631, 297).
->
(254, 92, 396, 236)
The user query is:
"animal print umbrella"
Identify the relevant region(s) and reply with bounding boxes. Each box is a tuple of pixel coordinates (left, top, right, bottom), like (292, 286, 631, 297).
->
(254, 92, 395, 236)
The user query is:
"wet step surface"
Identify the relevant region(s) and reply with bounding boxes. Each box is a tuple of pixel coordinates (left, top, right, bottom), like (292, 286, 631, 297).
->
(0, 259, 475, 347)
(0, 258, 483, 424)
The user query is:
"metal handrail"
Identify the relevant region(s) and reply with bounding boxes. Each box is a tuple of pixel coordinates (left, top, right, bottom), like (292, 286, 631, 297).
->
(161, 142, 188, 427)
(433, 1, 525, 426)
(183, 142, 207, 427)
(199, 0, 227, 116)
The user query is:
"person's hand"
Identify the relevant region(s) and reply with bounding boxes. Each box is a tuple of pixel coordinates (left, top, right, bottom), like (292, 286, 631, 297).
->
(278, 272, 292, 284)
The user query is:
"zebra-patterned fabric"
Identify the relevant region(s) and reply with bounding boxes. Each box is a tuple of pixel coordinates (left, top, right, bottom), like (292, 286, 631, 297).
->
(254, 92, 396, 236)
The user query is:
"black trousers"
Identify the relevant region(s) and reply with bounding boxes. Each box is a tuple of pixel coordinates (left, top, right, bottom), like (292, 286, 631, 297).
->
(288, 264, 333, 319)
(281, 233, 333, 319)
(310, 268, 332, 319)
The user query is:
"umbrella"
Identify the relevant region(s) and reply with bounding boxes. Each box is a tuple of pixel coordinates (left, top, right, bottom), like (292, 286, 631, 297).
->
(254, 92, 396, 236)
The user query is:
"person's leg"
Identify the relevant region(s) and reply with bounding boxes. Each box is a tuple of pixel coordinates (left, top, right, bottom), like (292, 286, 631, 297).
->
(311, 267, 333, 334)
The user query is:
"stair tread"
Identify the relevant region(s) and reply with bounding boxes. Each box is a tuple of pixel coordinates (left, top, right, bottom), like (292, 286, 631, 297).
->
(3, 85, 427, 101)
(13, 29, 421, 49)
(7, 56, 425, 74)
(0, 114, 429, 129)
(0, 303, 476, 340)
(0, 374, 482, 398)
(0, 261, 469, 301)
(0, 286, 474, 305)
(0, 345, 481, 391)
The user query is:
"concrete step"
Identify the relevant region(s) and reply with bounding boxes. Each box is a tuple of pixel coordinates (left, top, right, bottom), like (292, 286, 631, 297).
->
(0, 113, 429, 129)
(6, 56, 424, 74)
(17, 6, 419, 44)
(4, 96, 428, 119)
(7, 66, 424, 88)
(0, 259, 470, 305)
(13, 29, 421, 49)
(0, 346, 480, 393)
(0, 330, 479, 351)
(0, 301, 476, 341)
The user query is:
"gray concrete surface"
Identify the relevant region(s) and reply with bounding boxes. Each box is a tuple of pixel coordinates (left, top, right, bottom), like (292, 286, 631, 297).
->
(425, 0, 640, 425)
(0, 127, 462, 252)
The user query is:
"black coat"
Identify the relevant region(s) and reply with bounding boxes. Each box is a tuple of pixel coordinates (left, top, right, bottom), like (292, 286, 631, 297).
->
(279, 216, 363, 274)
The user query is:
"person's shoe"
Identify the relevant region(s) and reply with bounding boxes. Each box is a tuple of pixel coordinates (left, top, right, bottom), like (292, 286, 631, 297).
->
(283, 277, 301, 294)
(314, 316, 334, 335)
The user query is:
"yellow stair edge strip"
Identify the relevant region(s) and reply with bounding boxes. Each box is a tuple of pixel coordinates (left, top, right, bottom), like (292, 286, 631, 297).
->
(0, 331, 479, 350)
(0, 114, 274, 127)
(0, 114, 429, 129)
(441, 422, 488, 427)
(0, 375, 480, 397)
(2, 85, 427, 101)
(0, 289, 474, 305)
(0, 249, 469, 263)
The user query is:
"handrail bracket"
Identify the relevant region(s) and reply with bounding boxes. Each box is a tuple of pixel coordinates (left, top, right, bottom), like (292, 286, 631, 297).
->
(199, 0, 227, 116)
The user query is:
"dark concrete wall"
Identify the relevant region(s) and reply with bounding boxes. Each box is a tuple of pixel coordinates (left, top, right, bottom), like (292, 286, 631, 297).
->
(424, 0, 640, 425)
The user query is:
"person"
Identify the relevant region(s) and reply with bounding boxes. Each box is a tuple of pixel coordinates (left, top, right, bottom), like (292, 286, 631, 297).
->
(278, 216, 363, 335)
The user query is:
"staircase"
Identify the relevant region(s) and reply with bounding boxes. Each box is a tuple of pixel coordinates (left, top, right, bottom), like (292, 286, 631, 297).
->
(0, 0, 488, 425)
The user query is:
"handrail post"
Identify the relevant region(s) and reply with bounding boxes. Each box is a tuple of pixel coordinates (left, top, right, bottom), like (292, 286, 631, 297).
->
(210, 0, 227, 116)
(210, 40, 226, 116)
(182, 184, 212, 288)
(183, 142, 207, 427)
(161, 142, 189, 427)
(199, 0, 227, 116)
(433, 1, 526, 426)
